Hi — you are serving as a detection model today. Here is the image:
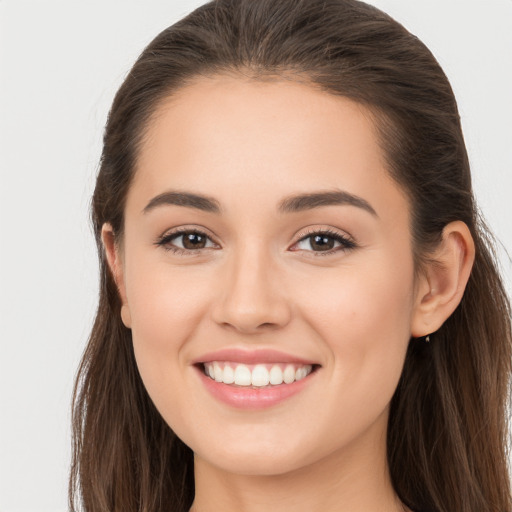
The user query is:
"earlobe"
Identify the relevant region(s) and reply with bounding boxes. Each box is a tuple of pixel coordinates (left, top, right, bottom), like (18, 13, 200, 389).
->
(101, 223, 132, 328)
(411, 221, 475, 338)
(120, 304, 132, 328)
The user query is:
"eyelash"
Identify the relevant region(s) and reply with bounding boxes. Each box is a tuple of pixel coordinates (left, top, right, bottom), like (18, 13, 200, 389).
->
(155, 229, 217, 256)
(293, 228, 356, 256)
(154, 227, 356, 257)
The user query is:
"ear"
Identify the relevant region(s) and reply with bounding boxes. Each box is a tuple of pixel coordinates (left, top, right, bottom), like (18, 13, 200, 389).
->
(101, 223, 132, 328)
(411, 221, 475, 338)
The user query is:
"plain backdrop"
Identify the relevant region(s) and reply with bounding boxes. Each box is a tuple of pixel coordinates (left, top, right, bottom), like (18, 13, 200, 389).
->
(0, 1, 511, 511)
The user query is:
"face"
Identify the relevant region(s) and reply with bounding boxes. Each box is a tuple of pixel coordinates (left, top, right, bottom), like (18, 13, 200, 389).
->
(110, 76, 423, 476)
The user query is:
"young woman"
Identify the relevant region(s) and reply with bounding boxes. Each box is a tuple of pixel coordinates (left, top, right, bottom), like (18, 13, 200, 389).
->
(70, 1, 512, 511)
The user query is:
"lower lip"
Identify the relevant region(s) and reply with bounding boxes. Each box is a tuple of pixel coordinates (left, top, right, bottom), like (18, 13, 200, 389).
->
(196, 366, 317, 410)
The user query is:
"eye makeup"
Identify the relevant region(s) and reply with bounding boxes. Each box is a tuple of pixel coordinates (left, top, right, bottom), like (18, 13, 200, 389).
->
(154, 225, 357, 257)
(290, 227, 356, 256)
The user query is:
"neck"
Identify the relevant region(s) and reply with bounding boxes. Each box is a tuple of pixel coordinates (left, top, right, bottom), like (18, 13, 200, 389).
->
(190, 414, 408, 512)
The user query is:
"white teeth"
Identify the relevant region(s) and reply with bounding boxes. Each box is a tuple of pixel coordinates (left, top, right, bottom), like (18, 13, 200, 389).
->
(203, 362, 314, 387)
(295, 366, 307, 381)
(251, 365, 270, 387)
(234, 364, 252, 386)
(283, 364, 296, 384)
(223, 364, 235, 384)
(269, 365, 284, 385)
(213, 362, 223, 382)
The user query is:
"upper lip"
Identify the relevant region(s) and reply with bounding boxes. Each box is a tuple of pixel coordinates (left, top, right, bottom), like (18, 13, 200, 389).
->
(193, 348, 319, 366)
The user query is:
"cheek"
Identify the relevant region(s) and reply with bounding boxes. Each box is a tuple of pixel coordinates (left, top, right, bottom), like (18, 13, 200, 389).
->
(297, 254, 415, 406)
(126, 249, 213, 332)
(300, 253, 415, 335)
(123, 256, 213, 396)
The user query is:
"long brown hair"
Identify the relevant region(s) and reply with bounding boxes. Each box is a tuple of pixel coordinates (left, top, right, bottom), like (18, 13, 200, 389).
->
(70, 1, 512, 511)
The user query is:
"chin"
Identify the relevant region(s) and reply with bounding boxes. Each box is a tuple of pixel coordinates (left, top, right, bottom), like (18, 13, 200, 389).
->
(197, 448, 310, 477)
(188, 426, 325, 477)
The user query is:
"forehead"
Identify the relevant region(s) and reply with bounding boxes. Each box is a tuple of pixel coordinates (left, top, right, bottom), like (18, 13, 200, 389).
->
(129, 75, 408, 222)
(141, 75, 381, 172)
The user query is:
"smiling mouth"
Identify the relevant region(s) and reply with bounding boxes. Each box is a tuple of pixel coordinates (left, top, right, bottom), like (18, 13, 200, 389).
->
(201, 362, 317, 387)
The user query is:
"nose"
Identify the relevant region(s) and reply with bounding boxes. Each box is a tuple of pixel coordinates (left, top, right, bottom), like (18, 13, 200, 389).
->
(211, 245, 292, 334)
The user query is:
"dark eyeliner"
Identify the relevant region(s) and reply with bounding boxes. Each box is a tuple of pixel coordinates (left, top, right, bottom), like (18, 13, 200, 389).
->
(294, 228, 357, 256)
(154, 228, 214, 254)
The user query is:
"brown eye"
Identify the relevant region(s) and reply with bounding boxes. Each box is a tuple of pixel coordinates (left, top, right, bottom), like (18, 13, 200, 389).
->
(156, 229, 217, 253)
(181, 232, 207, 249)
(310, 234, 336, 251)
(293, 230, 356, 254)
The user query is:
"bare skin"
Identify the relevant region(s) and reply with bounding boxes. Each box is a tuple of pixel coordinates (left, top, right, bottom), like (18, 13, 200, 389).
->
(103, 76, 474, 512)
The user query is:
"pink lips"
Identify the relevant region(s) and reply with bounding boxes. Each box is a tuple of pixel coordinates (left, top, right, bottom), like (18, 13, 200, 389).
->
(193, 348, 317, 366)
(193, 348, 319, 410)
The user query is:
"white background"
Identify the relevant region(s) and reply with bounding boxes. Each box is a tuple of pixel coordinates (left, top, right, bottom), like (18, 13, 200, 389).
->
(0, 1, 511, 511)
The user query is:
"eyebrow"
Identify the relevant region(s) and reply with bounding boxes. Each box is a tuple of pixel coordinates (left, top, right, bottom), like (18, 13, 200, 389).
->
(277, 190, 377, 216)
(142, 189, 377, 217)
(143, 191, 221, 214)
